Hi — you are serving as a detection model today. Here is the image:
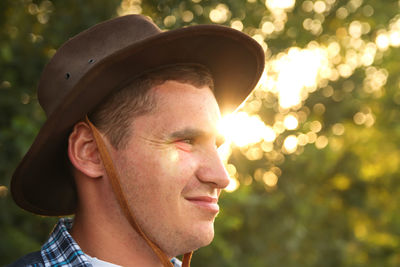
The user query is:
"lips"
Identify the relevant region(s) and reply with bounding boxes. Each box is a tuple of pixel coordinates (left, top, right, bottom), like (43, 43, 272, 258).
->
(185, 196, 219, 213)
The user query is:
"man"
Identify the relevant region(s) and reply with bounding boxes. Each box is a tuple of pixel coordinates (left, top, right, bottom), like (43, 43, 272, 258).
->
(8, 14, 264, 266)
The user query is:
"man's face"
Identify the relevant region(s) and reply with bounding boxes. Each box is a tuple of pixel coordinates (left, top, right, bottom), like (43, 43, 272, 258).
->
(110, 80, 230, 256)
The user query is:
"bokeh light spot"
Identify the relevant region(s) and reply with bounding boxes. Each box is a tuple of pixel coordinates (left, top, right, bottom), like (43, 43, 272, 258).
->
(262, 21, 275, 34)
(376, 33, 390, 50)
(302, 0, 313, 12)
(310, 120, 322, 133)
(263, 171, 278, 187)
(209, 4, 230, 23)
(0, 186, 8, 198)
(332, 123, 345, 135)
(163, 15, 176, 27)
(182, 10, 194, 22)
(315, 135, 328, 149)
(283, 114, 299, 130)
(231, 20, 244, 31)
(283, 135, 298, 153)
(313, 1, 326, 14)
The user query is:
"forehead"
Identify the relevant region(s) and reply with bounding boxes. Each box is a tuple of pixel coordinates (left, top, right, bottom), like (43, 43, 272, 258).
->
(131, 80, 221, 135)
(152, 80, 219, 114)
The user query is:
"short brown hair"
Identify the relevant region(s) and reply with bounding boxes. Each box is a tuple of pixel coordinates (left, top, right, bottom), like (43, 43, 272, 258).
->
(89, 64, 214, 149)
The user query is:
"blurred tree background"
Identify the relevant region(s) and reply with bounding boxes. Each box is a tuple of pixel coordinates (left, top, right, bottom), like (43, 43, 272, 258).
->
(1, 0, 400, 266)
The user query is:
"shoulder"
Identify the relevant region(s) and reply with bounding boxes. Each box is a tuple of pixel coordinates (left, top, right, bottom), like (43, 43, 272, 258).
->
(6, 251, 44, 267)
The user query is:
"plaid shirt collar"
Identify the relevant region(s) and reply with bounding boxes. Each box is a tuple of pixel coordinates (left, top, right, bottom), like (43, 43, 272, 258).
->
(41, 218, 91, 267)
(40, 218, 182, 267)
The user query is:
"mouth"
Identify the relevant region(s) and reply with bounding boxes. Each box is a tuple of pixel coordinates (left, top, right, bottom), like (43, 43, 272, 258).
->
(185, 196, 219, 213)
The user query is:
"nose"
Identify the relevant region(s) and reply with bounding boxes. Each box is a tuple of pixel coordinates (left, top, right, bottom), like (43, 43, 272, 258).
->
(196, 146, 230, 189)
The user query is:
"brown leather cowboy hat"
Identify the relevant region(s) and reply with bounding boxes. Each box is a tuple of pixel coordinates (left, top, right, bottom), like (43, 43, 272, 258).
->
(10, 14, 265, 216)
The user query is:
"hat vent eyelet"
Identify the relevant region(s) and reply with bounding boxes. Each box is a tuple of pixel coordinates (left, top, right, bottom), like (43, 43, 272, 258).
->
(88, 59, 95, 64)
(65, 73, 70, 80)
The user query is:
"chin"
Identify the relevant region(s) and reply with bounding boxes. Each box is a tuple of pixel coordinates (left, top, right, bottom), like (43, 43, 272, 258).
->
(169, 222, 215, 256)
(187, 221, 215, 251)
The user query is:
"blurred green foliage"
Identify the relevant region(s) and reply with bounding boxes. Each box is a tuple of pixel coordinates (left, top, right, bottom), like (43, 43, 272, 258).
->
(2, 0, 400, 266)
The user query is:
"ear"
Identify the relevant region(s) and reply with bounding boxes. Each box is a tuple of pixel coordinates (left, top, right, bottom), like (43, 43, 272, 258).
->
(68, 121, 104, 178)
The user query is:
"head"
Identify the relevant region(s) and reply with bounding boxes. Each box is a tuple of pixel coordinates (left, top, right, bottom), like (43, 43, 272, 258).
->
(68, 64, 230, 256)
(11, 15, 264, 220)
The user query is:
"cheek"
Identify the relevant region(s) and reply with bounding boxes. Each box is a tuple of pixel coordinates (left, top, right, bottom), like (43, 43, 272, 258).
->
(117, 147, 198, 197)
(158, 147, 194, 170)
(158, 149, 198, 188)
(158, 149, 180, 177)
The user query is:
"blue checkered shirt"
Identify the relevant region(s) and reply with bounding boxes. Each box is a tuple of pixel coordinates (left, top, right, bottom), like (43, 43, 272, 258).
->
(9, 218, 182, 267)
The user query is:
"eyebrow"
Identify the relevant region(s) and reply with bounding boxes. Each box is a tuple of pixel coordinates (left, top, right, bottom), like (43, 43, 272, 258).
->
(169, 128, 209, 140)
(168, 127, 225, 146)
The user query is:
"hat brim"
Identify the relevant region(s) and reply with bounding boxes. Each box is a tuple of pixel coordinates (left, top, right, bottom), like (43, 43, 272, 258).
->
(11, 24, 265, 215)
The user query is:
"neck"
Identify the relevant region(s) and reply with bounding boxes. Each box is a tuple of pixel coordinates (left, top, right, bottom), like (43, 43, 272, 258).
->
(70, 203, 165, 267)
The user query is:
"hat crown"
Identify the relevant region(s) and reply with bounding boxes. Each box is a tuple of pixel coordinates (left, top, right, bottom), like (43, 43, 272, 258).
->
(38, 15, 161, 116)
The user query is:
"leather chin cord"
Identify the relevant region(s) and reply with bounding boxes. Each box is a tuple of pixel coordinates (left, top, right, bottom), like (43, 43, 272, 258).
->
(85, 116, 193, 267)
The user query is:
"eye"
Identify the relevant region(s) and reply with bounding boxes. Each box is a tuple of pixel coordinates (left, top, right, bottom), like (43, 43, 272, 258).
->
(180, 139, 194, 145)
(174, 138, 195, 151)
